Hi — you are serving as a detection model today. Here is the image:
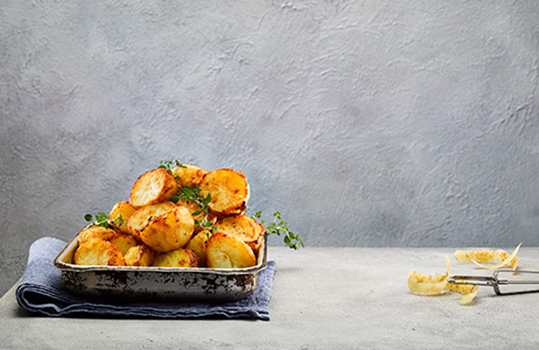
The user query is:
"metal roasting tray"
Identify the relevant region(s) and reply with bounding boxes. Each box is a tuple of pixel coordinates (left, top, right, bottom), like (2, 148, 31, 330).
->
(54, 231, 267, 302)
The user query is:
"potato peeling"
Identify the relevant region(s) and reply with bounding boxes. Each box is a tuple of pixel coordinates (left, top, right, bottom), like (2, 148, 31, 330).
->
(407, 256, 478, 305)
(407, 256, 450, 295)
(445, 283, 479, 305)
(408, 244, 522, 305)
(455, 243, 521, 270)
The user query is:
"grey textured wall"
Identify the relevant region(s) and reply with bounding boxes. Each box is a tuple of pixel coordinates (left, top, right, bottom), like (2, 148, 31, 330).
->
(1, 0, 539, 296)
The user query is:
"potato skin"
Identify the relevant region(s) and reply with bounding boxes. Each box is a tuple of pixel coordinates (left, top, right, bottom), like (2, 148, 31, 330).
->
(127, 201, 177, 242)
(78, 225, 118, 243)
(199, 169, 250, 216)
(73, 163, 264, 269)
(206, 233, 256, 269)
(185, 230, 212, 266)
(175, 198, 205, 222)
(74, 238, 126, 266)
(176, 198, 217, 232)
(109, 201, 137, 233)
(171, 164, 208, 188)
(129, 168, 179, 208)
(153, 249, 199, 267)
(216, 214, 264, 253)
(77, 226, 138, 256)
(124, 245, 156, 266)
(140, 206, 195, 252)
(109, 234, 139, 255)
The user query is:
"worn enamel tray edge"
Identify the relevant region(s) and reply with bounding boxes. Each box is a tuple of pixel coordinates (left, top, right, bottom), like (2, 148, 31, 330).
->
(54, 231, 268, 275)
(53, 231, 268, 301)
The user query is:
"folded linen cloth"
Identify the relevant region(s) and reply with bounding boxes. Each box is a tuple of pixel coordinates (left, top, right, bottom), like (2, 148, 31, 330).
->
(16, 237, 275, 320)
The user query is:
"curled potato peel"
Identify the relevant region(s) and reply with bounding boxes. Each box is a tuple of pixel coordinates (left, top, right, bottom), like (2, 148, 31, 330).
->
(455, 243, 521, 270)
(408, 256, 479, 305)
(407, 271, 448, 295)
(445, 283, 479, 305)
(472, 243, 521, 270)
(407, 256, 451, 295)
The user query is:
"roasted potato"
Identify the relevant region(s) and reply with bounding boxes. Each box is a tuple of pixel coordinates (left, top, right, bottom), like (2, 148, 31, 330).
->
(129, 168, 179, 208)
(139, 206, 195, 252)
(74, 162, 269, 270)
(171, 164, 208, 188)
(74, 238, 126, 266)
(176, 198, 218, 232)
(153, 249, 199, 268)
(127, 201, 178, 242)
(199, 168, 250, 216)
(109, 234, 139, 255)
(185, 230, 212, 266)
(109, 201, 137, 233)
(78, 225, 118, 243)
(124, 245, 156, 266)
(215, 214, 264, 253)
(78, 225, 138, 256)
(206, 233, 256, 269)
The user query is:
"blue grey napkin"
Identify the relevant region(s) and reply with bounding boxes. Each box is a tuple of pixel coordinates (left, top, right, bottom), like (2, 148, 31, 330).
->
(16, 237, 275, 320)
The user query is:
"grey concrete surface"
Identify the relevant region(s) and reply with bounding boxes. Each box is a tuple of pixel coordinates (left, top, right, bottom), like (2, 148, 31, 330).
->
(3, 246, 539, 349)
(2, 1, 539, 297)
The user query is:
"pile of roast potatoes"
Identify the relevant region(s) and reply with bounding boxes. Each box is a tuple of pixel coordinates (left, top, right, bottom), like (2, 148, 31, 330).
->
(73, 163, 264, 269)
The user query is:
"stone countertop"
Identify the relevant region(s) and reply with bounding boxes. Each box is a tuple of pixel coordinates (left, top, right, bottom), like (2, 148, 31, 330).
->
(2, 246, 539, 349)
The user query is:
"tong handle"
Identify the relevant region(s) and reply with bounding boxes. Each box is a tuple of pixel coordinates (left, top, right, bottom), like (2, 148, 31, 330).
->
(493, 270, 539, 295)
(449, 270, 539, 295)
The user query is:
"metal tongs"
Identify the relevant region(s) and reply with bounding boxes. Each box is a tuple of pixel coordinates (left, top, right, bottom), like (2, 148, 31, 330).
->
(448, 270, 539, 295)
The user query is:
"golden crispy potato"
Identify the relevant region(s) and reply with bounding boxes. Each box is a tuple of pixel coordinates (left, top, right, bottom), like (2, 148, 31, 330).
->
(78, 225, 118, 243)
(129, 168, 179, 208)
(109, 201, 137, 233)
(124, 245, 156, 266)
(175, 198, 205, 222)
(153, 249, 198, 268)
(109, 234, 139, 255)
(77, 226, 137, 255)
(215, 214, 264, 253)
(206, 233, 256, 269)
(199, 169, 250, 216)
(127, 201, 177, 242)
(74, 238, 126, 266)
(140, 206, 195, 252)
(252, 219, 265, 245)
(185, 230, 212, 266)
(171, 164, 208, 188)
(176, 198, 218, 232)
(73, 163, 265, 269)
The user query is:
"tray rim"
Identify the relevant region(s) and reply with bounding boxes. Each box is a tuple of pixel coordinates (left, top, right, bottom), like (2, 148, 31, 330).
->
(54, 229, 268, 276)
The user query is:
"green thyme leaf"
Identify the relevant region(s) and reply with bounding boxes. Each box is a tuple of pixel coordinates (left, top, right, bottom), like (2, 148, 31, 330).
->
(84, 211, 122, 229)
(175, 185, 216, 232)
(252, 211, 303, 250)
(158, 159, 186, 174)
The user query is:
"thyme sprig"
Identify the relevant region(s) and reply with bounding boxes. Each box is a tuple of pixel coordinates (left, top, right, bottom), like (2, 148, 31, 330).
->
(173, 186, 217, 233)
(159, 159, 216, 232)
(158, 159, 186, 174)
(252, 211, 303, 250)
(84, 211, 122, 229)
(159, 159, 301, 244)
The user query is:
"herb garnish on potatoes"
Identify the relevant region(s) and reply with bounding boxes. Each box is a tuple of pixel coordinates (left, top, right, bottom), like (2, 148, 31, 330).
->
(75, 160, 302, 269)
